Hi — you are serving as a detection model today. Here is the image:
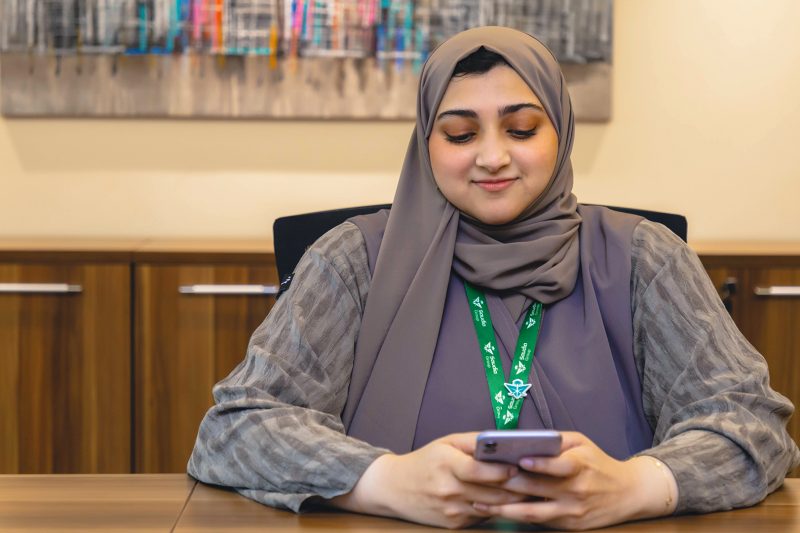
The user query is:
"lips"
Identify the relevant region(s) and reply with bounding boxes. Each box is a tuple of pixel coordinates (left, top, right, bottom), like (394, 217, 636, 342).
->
(473, 178, 517, 192)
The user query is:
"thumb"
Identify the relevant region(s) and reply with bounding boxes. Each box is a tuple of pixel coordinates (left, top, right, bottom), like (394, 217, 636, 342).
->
(558, 431, 589, 453)
(440, 432, 482, 455)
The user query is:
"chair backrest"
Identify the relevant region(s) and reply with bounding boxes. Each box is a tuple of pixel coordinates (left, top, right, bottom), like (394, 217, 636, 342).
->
(585, 204, 688, 243)
(272, 204, 687, 283)
(273, 204, 392, 283)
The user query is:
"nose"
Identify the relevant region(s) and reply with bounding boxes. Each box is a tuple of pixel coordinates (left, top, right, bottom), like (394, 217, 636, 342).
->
(475, 133, 511, 174)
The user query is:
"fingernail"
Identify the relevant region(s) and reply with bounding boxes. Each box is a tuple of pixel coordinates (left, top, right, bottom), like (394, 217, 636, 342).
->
(520, 458, 535, 469)
(507, 466, 518, 477)
(473, 502, 490, 512)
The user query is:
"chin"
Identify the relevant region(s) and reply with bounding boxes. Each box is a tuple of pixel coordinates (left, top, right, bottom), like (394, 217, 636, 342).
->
(471, 210, 521, 226)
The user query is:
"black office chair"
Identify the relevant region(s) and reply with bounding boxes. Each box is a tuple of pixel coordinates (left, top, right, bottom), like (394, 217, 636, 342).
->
(273, 204, 392, 285)
(273, 204, 687, 292)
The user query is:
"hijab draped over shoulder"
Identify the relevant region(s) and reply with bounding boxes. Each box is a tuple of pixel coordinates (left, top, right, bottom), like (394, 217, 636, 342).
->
(343, 27, 585, 448)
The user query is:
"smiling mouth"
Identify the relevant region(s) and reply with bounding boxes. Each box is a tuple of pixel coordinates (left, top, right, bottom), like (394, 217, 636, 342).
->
(473, 178, 517, 192)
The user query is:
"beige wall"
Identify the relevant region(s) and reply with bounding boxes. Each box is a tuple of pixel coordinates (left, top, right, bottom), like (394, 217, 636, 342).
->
(1, 0, 799, 243)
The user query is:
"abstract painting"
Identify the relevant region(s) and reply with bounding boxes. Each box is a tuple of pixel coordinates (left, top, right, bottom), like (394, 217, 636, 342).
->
(0, 1, 613, 120)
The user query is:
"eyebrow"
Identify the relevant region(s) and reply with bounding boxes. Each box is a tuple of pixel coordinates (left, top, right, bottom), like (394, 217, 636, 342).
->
(436, 102, 545, 121)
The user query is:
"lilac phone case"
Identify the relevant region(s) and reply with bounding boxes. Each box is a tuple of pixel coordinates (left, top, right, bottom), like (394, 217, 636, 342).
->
(474, 430, 562, 463)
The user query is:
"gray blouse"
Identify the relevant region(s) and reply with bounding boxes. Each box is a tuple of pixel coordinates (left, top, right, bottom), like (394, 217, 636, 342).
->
(188, 220, 800, 515)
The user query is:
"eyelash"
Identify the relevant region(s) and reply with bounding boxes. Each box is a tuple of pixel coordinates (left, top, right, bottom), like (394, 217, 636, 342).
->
(510, 127, 537, 139)
(444, 127, 537, 144)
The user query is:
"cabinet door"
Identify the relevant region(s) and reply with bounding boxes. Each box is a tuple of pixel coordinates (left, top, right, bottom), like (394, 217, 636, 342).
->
(0, 263, 131, 474)
(135, 264, 277, 473)
(739, 266, 800, 466)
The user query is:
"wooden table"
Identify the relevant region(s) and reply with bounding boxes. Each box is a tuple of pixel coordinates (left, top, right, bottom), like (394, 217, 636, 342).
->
(1, 476, 799, 532)
(0, 475, 195, 532)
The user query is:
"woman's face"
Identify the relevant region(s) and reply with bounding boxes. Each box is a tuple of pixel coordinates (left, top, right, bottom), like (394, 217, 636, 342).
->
(428, 65, 559, 225)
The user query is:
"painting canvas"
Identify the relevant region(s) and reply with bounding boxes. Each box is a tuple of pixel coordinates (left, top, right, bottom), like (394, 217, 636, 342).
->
(0, 0, 613, 120)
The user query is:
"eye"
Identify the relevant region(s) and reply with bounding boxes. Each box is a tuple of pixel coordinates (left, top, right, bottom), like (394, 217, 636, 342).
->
(444, 132, 475, 144)
(509, 127, 537, 139)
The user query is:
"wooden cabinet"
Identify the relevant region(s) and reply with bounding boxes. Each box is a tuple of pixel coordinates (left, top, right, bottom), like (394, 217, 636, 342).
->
(0, 242, 277, 475)
(134, 261, 278, 473)
(740, 266, 800, 452)
(0, 260, 131, 474)
(701, 255, 800, 474)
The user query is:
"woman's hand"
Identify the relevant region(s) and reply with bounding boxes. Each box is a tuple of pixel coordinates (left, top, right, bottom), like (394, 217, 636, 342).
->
(476, 431, 678, 530)
(329, 432, 525, 529)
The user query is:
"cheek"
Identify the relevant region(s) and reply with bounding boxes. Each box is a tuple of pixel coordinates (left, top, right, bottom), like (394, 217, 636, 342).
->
(519, 136, 559, 178)
(523, 149, 556, 173)
(429, 140, 473, 185)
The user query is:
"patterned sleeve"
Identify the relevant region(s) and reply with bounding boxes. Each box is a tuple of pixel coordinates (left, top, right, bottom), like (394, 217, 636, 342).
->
(630, 220, 800, 514)
(187, 221, 390, 512)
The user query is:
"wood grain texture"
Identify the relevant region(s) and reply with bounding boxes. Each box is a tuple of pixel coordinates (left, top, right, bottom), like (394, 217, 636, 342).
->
(693, 243, 800, 256)
(0, 239, 273, 264)
(0, 262, 131, 474)
(134, 262, 278, 473)
(0, 474, 195, 532)
(738, 266, 800, 476)
(174, 479, 800, 532)
(0, 475, 797, 532)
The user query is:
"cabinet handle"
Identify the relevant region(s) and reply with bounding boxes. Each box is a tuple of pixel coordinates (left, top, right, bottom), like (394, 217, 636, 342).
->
(753, 286, 800, 297)
(0, 283, 83, 294)
(178, 284, 279, 296)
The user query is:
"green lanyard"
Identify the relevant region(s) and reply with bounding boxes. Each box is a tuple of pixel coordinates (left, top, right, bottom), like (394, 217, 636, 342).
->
(464, 281, 543, 429)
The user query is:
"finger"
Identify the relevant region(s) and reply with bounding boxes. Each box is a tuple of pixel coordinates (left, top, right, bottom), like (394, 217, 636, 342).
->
(518, 454, 580, 478)
(477, 500, 564, 524)
(558, 431, 588, 452)
(451, 454, 518, 484)
(471, 503, 494, 518)
(460, 481, 528, 507)
(500, 472, 564, 500)
(441, 501, 490, 525)
(440, 432, 481, 454)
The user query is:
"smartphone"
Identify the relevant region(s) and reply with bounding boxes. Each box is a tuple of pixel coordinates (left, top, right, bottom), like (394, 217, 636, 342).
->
(474, 430, 562, 464)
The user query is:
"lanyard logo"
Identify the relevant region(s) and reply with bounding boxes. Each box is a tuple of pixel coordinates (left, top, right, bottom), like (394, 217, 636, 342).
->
(483, 342, 496, 355)
(494, 390, 505, 405)
(504, 378, 532, 400)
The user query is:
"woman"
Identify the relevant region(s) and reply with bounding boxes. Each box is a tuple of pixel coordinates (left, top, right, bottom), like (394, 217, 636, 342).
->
(189, 27, 799, 530)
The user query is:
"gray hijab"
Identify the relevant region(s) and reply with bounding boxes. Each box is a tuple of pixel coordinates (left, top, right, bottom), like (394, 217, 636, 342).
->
(342, 27, 582, 436)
